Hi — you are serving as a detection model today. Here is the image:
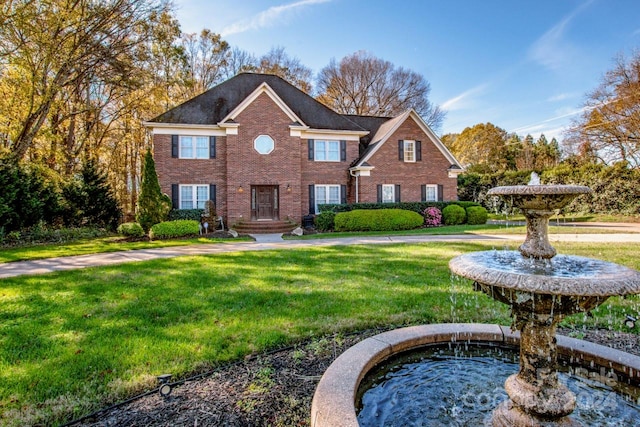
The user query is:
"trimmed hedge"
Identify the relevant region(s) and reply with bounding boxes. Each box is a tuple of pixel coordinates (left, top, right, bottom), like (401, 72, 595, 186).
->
(334, 209, 424, 232)
(442, 204, 466, 225)
(319, 201, 480, 215)
(149, 220, 200, 240)
(117, 222, 145, 237)
(466, 206, 488, 225)
(314, 211, 336, 232)
(168, 209, 203, 221)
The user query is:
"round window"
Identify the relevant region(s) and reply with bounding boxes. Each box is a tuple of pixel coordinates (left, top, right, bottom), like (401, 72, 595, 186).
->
(254, 135, 274, 155)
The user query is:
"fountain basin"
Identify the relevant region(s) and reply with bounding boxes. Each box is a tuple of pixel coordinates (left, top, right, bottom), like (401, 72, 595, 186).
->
(310, 324, 640, 427)
(488, 185, 591, 211)
(449, 251, 640, 297)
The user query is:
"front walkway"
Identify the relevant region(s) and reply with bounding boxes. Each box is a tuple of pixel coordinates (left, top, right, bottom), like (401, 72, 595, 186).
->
(2, 232, 640, 279)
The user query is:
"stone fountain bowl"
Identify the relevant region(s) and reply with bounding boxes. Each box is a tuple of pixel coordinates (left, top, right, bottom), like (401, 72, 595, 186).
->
(449, 251, 640, 297)
(488, 184, 591, 211)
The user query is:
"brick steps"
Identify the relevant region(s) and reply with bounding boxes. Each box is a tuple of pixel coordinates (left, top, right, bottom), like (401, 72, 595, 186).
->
(232, 220, 298, 234)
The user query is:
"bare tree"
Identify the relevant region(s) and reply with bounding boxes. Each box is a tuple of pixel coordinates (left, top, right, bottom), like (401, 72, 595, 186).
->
(316, 51, 445, 130)
(181, 29, 230, 97)
(255, 47, 313, 93)
(565, 52, 640, 167)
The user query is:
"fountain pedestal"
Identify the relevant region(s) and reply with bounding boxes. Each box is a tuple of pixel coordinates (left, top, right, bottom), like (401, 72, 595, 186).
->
(450, 182, 640, 426)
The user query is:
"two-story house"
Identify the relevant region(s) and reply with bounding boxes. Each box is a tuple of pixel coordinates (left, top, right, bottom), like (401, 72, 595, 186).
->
(144, 73, 462, 233)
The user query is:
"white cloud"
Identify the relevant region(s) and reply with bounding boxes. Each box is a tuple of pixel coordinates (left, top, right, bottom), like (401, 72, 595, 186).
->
(441, 83, 490, 111)
(527, 1, 593, 71)
(547, 92, 577, 102)
(221, 0, 332, 37)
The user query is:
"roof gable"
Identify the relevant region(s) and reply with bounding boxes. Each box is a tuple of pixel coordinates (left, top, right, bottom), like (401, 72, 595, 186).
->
(354, 109, 461, 168)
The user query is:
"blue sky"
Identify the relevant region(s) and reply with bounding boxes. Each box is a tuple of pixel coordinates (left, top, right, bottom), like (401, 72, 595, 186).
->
(174, 0, 640, 141)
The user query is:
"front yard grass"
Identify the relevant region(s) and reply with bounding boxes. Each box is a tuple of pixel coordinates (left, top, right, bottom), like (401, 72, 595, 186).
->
(0, 241, 638, 426)
(0, 236, 251, 264)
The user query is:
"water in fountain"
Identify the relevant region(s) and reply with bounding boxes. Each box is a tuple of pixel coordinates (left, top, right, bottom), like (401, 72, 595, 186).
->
(357, 344, 640, 426)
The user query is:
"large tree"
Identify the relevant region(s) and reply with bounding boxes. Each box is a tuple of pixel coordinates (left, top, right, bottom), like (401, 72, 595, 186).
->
(180, 29, 230, 98)
(316, 51, 445, 130)
(443, 123, 515, 172)
(565, 52, 640, 167)
(0, 0, 167, 161)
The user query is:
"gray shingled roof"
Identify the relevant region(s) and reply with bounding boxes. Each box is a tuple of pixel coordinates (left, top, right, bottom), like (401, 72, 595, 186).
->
(150, 73, 366, 132)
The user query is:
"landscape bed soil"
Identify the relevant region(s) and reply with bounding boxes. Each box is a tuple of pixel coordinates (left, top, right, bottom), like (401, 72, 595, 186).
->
(72, 327, 639, 427)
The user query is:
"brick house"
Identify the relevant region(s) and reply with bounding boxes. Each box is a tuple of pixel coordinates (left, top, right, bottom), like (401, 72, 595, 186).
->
(144, 73, 462, 232)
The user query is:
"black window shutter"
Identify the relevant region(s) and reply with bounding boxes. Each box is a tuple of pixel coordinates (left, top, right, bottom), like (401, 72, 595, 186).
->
(395, 184, 401, 202)
(209, 136, 216, 159)
(377, 184, 382, 203)
(171, 184, 179, 208)
(340, 185, 347, 204)
(309, 184, 315, 214)
(438, 184, 444, 201)
(171, 135, 179, 158)
(416, 140, 422, 161)
(308, 139, 314, 160)
(210, 184, 216, 207)
(398, 140, 404, 161)
(421, 184, 427, 202)
(340, 140, 346, 162)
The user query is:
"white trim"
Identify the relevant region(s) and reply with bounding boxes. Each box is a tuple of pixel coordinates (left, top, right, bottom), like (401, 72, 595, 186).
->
(221, 82, 305, 126)
(144, 123, 226, 136)
(314, 140, 341, 162)
(179, 135, 210, 159)
(381, 184, 395, 203)
(349, 165, 374, 177)
(314, 184, 341, 214)
(179, 184, 209, 209)
(404, 139, 416, 163)
(424, 184, 438, 202)
(297, 128, 368, 141)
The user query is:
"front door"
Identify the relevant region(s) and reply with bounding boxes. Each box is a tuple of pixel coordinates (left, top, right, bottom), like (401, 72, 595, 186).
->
(252, 185, 279, 220)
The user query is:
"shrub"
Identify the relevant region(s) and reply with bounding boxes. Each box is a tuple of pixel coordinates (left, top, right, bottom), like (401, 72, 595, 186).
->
(423, 206, 442, 227)
(149, 220, 200, 240)
(466, 206, 488, 225)
(168, 209, 204, 221)
(334, 209, 423, 232)
(137, 149, 171, 232)
(117, 222, 145, 237)
(442, 204, 466, 225)
(314, 211, 336, 232)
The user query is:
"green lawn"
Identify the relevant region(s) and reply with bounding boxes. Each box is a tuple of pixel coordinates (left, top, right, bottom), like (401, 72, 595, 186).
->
(0, 241, 638, 426)
(0, 236, 251, 264)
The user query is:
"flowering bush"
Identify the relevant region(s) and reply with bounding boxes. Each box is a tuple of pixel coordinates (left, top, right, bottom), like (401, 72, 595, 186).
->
(423, 206, 442, 227)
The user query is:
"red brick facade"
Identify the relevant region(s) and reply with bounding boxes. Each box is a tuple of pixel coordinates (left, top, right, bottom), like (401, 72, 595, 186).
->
(150, 80, 460, 227)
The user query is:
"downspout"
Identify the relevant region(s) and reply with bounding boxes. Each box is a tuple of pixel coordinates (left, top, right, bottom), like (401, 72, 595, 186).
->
(349, 169, 359, 203)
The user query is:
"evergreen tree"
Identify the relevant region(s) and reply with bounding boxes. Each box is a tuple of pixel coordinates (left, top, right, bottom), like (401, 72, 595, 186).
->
(62, 159, 121, 229)
(136, 149, 171, 232)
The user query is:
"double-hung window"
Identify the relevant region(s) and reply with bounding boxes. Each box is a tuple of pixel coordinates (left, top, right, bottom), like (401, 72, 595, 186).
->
(424, 184, 438, 201)
(382, 184, 395, 203)
(404, 140, 416, 162)
(315, 185, 340, 213)
(315, 140, 340, 162)
(180, 185, 209, 209)
(180, 136, 209, 159)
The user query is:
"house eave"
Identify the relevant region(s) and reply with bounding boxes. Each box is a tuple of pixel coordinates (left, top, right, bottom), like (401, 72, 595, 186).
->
(296, 128, 369, 141)
(143, 122, 226, 136)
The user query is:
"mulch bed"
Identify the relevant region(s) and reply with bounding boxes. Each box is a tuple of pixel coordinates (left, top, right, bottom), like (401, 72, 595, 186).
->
(72, 327, 639, 427)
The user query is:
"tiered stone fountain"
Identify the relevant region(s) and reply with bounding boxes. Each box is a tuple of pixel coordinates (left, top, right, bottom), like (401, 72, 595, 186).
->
(449, 179, 640, 426)
(311, 178, 640, 427)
